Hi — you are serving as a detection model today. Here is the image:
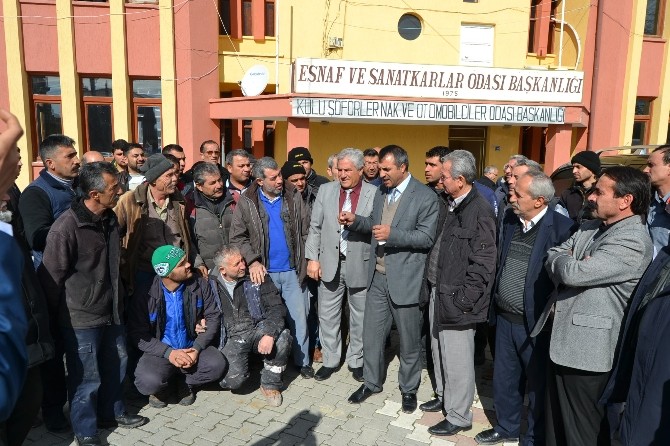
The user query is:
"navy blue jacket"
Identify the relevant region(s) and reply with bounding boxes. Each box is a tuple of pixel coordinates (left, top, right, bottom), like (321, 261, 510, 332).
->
(0, 232, 28, 421)
(489, 207, 575, 335)
(601, 247, 670, 445)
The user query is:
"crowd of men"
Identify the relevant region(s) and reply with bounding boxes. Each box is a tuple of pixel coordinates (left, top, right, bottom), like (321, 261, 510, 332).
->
(1, 106, 670, 446)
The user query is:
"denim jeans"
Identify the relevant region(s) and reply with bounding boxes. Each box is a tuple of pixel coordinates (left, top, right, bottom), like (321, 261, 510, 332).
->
(268, 270, 310, 367)
(63, 324, 127, 437)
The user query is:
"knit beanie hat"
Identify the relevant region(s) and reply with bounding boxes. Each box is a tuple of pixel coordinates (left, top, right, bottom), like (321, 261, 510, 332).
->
(281, 161, 306, 179)
(287, 147, 313, 164)
(571, 151, 601, 176)
(152, 245, 186, 277)
(141, 154, 174, 184)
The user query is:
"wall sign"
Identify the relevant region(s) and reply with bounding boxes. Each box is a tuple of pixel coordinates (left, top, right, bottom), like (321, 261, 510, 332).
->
(292, 97, 566, 125)
(293, 58, 584, 103)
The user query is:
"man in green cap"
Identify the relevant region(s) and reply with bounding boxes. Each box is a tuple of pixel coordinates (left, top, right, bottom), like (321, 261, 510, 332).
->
(128, 245, 226, 408)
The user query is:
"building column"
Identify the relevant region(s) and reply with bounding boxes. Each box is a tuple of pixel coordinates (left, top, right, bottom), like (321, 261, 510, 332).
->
(159, 0, 177, 145)
(545, 124, 573, 173)
(56, 0, 83, 150)
(110, 0, 131, 141)
(286, 117, 309, 153)
(2, 0, 33, 185)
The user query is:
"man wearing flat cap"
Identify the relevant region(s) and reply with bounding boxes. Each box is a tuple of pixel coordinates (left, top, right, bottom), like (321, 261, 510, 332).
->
(559, 150, 601, 224)
(128, 245, 226, 408)
(114, 154, 207, 304)
(287, 147, 330, 192)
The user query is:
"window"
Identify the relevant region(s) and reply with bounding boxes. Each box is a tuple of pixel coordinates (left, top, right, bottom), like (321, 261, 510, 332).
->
(264, 120, 275, 157)
(265, 0, 275, 37)
(460, 24, 494, 66)
(398, 14, 422, 40)
(632, 98, 652, 145)
(31, 75, 63, 161)
(243, 120, 252, 150)
(132, 79, 162, 154)
(527, 0, 557, 55)
(242, 0, 252, 36)
(81, 77, 113, 152)
(645, 0, 663, 36)
(219, 0, 231, 35)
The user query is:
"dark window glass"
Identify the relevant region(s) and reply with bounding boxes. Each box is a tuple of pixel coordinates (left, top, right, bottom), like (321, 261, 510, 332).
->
(81, 77, 112, 97)
(86, 104, 112, 151)
(31, 76, 61, 96)
(35, 103, 62, 141)
(398, 14, 421, 40)
(242, 0, 252, 36)
(635, 98, 651, 115)
(632, 121, 646, 146)
(243, 120, 252, 150)
(219, 0, 231, 35)
(264, 120, 274, 157)
(645, 0, 661, 35)
(265, 1, 275, 37)
(132, 80, 162, 98)
(667, 122, 670, 144)
(136, 106, 162, 153)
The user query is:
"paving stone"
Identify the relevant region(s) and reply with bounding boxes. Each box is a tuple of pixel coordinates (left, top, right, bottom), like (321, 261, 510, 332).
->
(193, 411, 228, 431)
(140, 414, 177, 433)
(141, 426, 182, 446)
(430, 437, 457, 446)
(352, 427, 383, 445)
(377, 399, 403, 417)
(228, 420, 264, 442)
(197, 424, 235, 443)
(340, 416, 367, 433)
(272, 432, 305, 445)
(312, 415, 345, 434)
(219, 409, 253, 428)
(283, 417, 315, 439)
(323, 429, 358, 446)
(390, 411, 423, 430)
(405, 423, 433, 444)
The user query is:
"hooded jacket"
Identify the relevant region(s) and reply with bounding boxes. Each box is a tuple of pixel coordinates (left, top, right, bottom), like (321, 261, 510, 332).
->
(190, 188, 235, 271)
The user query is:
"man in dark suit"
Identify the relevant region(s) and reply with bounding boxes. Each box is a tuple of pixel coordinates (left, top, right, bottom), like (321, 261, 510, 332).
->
(341, 145, 438, 413)
(475, 171, 574, 445)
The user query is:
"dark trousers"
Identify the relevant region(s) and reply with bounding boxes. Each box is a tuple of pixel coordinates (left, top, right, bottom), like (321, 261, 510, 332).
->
(134, 346, 227, 395)
(492, 316, 549, 445)
(363, 271, 422, 394)
(63, 324, 127, 438)
(0, 366, 42, 446)
(546, 361, 611, 446)
(40, 336, 67, 424)
(221, 328, 292, 391)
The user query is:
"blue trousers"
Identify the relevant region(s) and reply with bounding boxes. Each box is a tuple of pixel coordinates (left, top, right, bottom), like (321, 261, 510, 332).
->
(269, 270, 310, 367)
(492, 315, 549, 445)
(63, 324, 127, 438)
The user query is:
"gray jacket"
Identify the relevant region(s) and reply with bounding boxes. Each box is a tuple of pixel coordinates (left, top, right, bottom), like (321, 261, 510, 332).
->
(190, 188, 235, 271)
(305, 180, 376, 288)
(533, 215, 653, 372)
(348, 175, 438, 306)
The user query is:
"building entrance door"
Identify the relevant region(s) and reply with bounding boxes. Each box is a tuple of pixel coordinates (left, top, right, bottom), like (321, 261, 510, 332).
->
(448, 126, 487, 175)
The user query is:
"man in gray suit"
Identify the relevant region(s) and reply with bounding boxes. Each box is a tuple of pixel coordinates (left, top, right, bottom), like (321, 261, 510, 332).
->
(341, 145, 439, 414)
(305, 148, 376, 382)
(532, 166, 653, 446)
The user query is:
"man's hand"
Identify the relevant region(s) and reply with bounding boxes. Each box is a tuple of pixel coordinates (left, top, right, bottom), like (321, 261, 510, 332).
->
(168, 349, 195, 368)
(0, 109, 23, 197)
(307, 260, 321, 281)
(338, 211, 355, 225)
(195, 318, 207, 335)
(197, 265, 209, 277)
(257, 335, 274, 355)
(249, 261, 267, 285)
(372, 224, 391, 242)
(183, 348, 199, 367)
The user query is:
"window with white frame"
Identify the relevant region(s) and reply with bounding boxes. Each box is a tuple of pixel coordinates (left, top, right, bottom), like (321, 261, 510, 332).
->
(460, 24, 494, 67)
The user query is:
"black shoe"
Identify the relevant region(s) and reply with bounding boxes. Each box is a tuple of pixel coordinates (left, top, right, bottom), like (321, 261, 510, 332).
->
(299, 365, 315, 379)
(428, 419, 471, 436)
(314, 366, 337, 381)
(474, 349, 486, 366)
(475, 428, 519, 445)
(76, 436, 102, 446)
(419, 397, 443, 412)
(44, 412, 71, 433)
(350, 366, 364, 382)
(401, 393, 417, 413)
(347, 384, 380, 404)
(177, 381, 196, 406)
(99, 413, 149, 429)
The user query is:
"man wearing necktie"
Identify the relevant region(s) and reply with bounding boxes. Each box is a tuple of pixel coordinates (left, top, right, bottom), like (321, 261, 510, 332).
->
(340, 145, 438, 414)
(305, 149, 376, 382)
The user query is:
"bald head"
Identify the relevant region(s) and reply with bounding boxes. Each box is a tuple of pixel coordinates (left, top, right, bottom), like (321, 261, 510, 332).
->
(81, 151, 105, 165)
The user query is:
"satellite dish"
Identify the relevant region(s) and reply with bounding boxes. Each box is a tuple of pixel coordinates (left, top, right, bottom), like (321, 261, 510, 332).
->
(240, 65, 269, 97)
